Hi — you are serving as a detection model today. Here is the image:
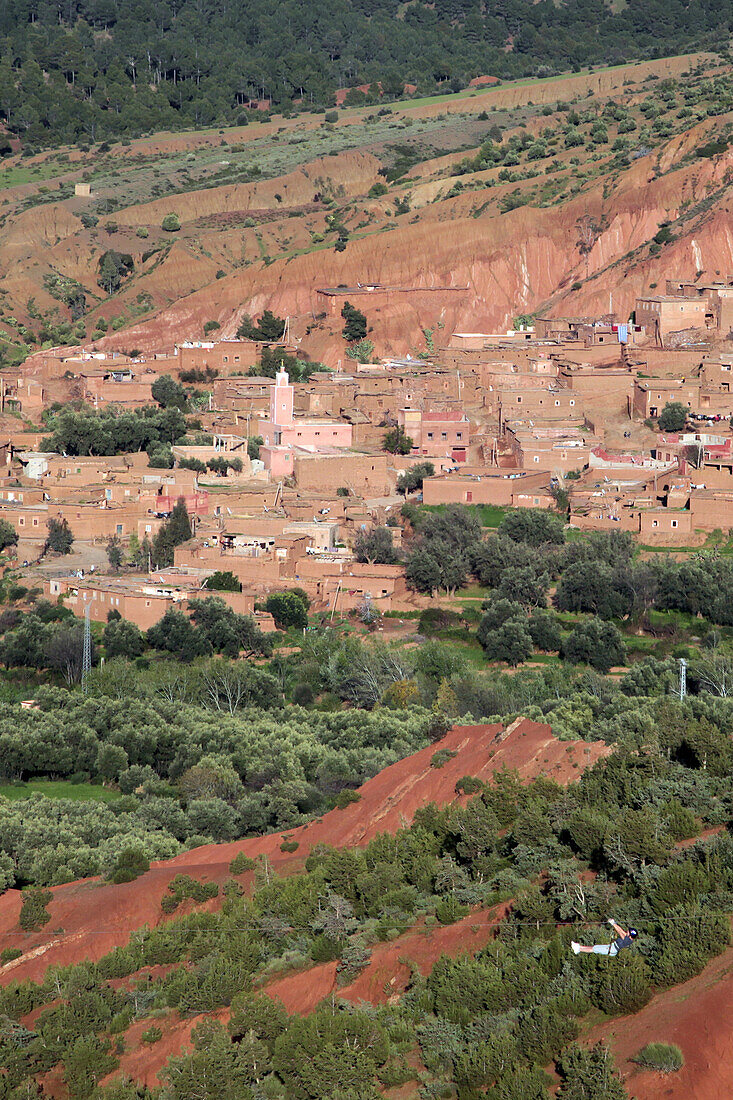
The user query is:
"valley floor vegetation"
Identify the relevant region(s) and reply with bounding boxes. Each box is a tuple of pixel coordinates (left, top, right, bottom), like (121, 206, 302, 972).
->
(0, 508, 729, 1096)
(0, 506, 731, 890)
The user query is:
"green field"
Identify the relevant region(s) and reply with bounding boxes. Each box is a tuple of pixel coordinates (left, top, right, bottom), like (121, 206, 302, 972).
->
(417, 503, 508, 528)
(0, 161, 71, 191)
(0, 780, 121, 802)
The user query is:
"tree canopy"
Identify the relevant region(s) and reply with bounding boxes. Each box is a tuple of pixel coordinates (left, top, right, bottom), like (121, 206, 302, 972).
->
(0, 0, 728, 147)
(41, 405, 187, 456)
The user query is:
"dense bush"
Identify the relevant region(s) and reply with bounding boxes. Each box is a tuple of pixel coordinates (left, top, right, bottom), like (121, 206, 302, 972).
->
(18, 887, 52, 931)
(0, 688, 432, 888)
(107, 847, 150, 884)
(633, 1042, 684, 1073)
(41, 406, 186, 457)
(1, 725, 731, 1100)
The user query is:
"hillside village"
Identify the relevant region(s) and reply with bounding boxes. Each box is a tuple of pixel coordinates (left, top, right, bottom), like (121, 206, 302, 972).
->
(1, 277, 732, 632)
(5, 22, 733, 1098)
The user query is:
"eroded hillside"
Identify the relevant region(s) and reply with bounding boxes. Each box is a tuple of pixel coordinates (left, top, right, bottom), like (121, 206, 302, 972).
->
(2, 52, 733, 368)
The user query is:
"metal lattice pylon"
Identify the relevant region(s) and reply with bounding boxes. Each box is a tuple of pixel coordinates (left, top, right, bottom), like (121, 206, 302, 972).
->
(678, 657, 687, 701)
(82, 601, 92, 693)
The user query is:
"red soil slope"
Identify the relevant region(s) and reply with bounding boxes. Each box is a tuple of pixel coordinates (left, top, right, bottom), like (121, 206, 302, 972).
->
(263, 903, 512, 1016)
(110, 902, 512, 1089)
(88, 130, 733, 367)
(585, 941, 733, 1099)
(0, 718, 610, 986)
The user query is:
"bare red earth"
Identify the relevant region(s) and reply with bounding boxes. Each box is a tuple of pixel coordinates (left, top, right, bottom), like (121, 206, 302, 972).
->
(262, 902, 512, 1016)
(340, 901, 512, 1007)
(110, 902, 511, 1089)
(0, 719, 610, 986)
(110, 1008, 229, 1090)
(586, 940, 733, 1099)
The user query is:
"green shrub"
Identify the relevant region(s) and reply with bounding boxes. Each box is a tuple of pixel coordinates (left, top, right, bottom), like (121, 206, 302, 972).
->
(0, 947, 22, 965)
(435, 895, 469, 924)
(311, 934, 340, 962)
(651, 904, 730, 986)
(19, 887, 52, 931)
(335, 789, 361, 809)
(291, 682, 314, 705)
(584, 954, 653, 1015)
(136, 226, 149, 238)
(336, 941, 371, 986)
(280, 839, 299, 853)
(108, 847, 150, 884)
(418, 608, 462, 635)
(455, 776, 484, 795)
(161, 213, 181, 232)
(229, 852, 256, 875)
(141, 1025, 163, 1045)
(633, 1042, 683, 1073)
(431, 748, 458, 769)
(162, 873, 219, 913)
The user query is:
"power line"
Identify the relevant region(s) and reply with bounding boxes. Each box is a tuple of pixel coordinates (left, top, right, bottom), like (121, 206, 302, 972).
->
(0, 915, 724, 938)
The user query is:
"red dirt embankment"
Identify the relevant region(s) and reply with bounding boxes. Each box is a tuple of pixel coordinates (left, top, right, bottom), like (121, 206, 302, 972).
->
(89, 121, 733, 368)
(0, 718, 610, 986)
(111, 902, 512, 1089)
(586, 941, 733, 1099)
(110, 1008, 230, 1090)
(263, 902, 512, 1016)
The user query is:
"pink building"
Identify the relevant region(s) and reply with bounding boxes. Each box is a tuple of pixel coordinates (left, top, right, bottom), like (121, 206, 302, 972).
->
(258, 371, 353, 450)
(260, 445, 295, 478)
(398, 407, 470, 461)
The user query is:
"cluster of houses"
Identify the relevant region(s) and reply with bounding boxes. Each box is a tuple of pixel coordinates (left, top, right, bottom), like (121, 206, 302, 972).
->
(4, 277, 733, 630)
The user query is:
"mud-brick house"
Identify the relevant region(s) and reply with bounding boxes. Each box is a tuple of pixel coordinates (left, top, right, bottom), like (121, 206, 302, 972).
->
(630, 378, 733, 420)
(211, 376, 274, 413)
(292, 451, 391, 495)
(558, 362, 635, 414)
(495, 387, 582, 425)
(631, 379, 700, 420)
(665, 280, 733, 333)
(504, 425, 598, 476)
(177, 339, 297, 377)
(634, 295, 710, 340)
(294, 560, 410, 613)
(80, 366, 159, 409)
(0, 374, 45, 417)
(422, 470, 553, 508)
(44, 570, 267, 631)
(0, 499, 161, 543)
(397, 408, 470, 462)
(46, 575, 184, 629)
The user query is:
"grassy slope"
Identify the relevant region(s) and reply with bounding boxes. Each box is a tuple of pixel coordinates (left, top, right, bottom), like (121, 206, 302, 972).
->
(0, 780, 121, 802)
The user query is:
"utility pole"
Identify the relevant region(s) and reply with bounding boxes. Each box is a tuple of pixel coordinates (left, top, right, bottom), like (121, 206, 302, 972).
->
(82, 601, 92, 694)
(678, 657, 687, 701)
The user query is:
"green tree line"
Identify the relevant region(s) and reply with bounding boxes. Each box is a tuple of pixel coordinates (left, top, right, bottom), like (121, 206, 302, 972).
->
(0, 0, 730, 147)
